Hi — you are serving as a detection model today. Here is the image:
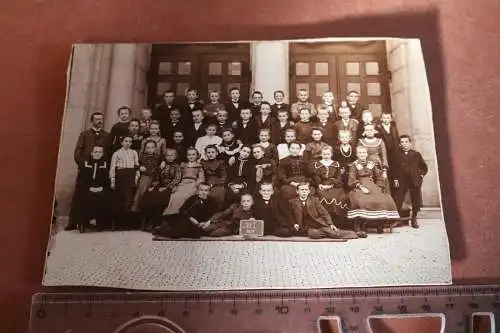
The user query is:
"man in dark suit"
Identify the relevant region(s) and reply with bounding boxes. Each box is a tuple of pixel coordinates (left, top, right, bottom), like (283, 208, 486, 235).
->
(253, 183, 294, 237)
(289, 183, 365, 239)
(393, 135, 429, 228)
(153, 90, 178, 132)
(67, 112, 112, 230)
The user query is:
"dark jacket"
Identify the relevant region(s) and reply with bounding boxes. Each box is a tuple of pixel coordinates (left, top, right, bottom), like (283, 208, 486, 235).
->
(253, 195, 291, 234)
(289, 196, 333, 228)
(74, 128, 112, 165)
(393, 149, 428, 187)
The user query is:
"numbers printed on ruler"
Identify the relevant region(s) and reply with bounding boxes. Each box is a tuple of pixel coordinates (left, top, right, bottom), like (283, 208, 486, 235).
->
(29, 285, 500, 333)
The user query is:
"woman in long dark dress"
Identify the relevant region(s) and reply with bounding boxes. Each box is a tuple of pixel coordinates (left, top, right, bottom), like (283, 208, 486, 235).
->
(347, 146, 399, 233)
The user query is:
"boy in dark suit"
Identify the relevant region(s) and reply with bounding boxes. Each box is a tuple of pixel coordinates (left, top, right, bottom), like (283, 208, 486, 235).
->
(225, 87, 250, 124)
(289, 183, 364, 239)
(185, 109, 207, 147)
(393, 135, 429, 228)
(253, 183, 294, 237)
(234, 108, 259, 145)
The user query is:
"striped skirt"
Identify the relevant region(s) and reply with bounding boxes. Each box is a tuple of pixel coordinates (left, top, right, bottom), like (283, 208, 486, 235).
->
(347, 178, 400, 220)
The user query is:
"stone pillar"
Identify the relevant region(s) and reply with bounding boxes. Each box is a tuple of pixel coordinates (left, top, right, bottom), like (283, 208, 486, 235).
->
(406, 39, 440, 207)
(251, 41, 289, 103)
(105, 44, 137, 130)
(387, 39, 440, 208)
(131, 44, 151, 116)
(55, 44, 113, 215)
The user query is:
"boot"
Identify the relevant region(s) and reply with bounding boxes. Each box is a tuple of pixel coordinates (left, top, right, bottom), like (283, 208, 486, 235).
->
(411, 209, 420, 229)
(353, 219, 361, 233)
(353, 219, 367, 238)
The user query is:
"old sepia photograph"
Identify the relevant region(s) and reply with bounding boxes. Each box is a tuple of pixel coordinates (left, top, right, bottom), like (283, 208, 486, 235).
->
(43, 38, 451, 290)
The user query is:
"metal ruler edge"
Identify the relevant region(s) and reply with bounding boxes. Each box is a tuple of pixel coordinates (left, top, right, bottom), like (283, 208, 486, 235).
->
(30, 285, 500, 333)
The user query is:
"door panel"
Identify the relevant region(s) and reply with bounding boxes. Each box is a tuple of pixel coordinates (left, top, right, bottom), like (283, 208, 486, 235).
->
(289, 41, 391, 118)
(200, 54, 250, 103)
(148, 44, 250, 108)
(290, 55, 337, 105)
(336, 54, 389, 118)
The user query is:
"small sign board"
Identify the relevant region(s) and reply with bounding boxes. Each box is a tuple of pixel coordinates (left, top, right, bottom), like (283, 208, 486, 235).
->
(239, 219, 264, 238)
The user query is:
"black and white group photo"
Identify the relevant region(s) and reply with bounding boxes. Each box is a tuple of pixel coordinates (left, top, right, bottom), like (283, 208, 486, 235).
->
(43, 38, 452, 290)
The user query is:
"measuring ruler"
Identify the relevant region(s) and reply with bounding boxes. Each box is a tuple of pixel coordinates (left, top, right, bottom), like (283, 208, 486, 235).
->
(30, 285, 500, 333)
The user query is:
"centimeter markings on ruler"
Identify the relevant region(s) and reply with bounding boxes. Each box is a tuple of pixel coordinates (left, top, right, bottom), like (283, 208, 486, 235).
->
(30, 285, 500, 333)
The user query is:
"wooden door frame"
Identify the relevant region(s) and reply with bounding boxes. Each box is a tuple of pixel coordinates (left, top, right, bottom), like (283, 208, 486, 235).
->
(148, 43, 251, 107)
(289, 41, 391, 112)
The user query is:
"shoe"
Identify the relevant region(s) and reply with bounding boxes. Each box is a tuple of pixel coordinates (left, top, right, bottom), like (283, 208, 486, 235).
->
(356, 231, 368, 238)
(411, 218, 420, 229)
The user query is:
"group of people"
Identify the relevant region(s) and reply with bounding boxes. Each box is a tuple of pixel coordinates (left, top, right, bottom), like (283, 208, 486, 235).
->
(65, 87, 428, 240)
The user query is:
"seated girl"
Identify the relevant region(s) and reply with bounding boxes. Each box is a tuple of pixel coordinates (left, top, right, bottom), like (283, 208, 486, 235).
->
(202, 193, 256, 237)
(278, 141, 312, 200)
(141, 149, 181, 231)
(201, 144, 227, 209)
(226, 145, 255, 206)
(347, 146, 400, 234)
(154, 183, 217, 239)
(252, 144, 277, 189)
(163, 147, 204, 215)
(311, 146, 349, 226)
(357, 124, 390, 193)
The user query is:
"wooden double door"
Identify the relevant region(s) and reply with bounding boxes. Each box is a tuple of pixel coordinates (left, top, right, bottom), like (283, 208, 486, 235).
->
(148, 43, 251, 107)
(289, 41, 391, 118)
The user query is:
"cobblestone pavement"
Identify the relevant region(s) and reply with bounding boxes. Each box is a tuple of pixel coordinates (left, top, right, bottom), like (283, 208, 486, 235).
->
(43, 218, 451, 290)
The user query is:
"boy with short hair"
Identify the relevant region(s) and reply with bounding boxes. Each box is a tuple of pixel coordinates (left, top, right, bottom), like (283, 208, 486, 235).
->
(253, 183, 293, 237)
(111, 106, 132, 152)
(225, 87, 250, 124)
(270, 90, 290, 118)
(139, 108, 153, 136)
(234, 108, 259, 145)
(204, 90, 224, 121)
(377, 112, 400, 196)
(163, 108, 184, 145)
(154, 182, 217, 239)
(185, 109, 207, 147)
(290, 89, 316, 121)
(202, 193, 256, 237)
(250, 91, 264, 116)
(315, 106, 338, 147)
(393, 135, 428, 228)
(335, 104, 359, 146)
(289, 183, 363, 240)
